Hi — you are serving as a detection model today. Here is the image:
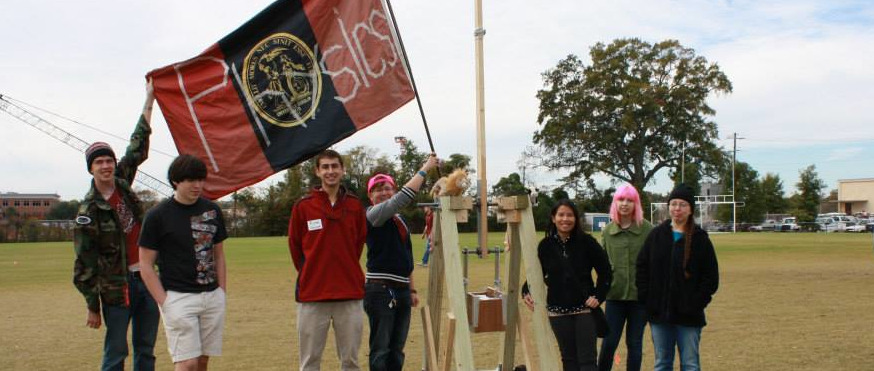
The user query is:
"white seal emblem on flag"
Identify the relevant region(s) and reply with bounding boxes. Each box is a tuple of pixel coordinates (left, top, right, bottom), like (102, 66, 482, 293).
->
(243, 32, 322, 127)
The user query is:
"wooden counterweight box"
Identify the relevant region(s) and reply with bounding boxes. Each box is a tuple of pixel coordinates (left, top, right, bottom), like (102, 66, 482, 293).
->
(466, 287, 506, 333)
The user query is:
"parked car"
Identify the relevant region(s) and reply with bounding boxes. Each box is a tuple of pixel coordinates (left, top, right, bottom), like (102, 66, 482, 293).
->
(815, 217, 839, 233)
(749, 220, 778, 232)
(816, 214, 850, 232)
(706, 222, 731, 232)
(845, 217, 869, 233)
(778, 217, 800, 232)
(846, 222, 867, 233)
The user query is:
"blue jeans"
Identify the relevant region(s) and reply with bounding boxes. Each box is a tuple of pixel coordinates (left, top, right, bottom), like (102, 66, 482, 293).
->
(650, 323, 702, 371)
(421, 237, 431, 264)
(363, 283, 412, 371)
(101, 272, 160, 371)
(598, 300, 646, 371)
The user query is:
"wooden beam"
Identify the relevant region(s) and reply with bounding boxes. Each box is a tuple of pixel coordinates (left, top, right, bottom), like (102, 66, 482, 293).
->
(441, 313, 457, 371)
(421, 306, 440, 371)
(426, 208, 446, 370)
(500, 219, 523, 369)
(517, 310, 535, 371)
(518, 198, 560, 370)
(437, 196, 475, 370)
(497, 195, 529, 210)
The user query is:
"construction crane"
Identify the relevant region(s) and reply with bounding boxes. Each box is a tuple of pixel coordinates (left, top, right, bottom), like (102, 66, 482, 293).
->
(0, 94, 174, 197)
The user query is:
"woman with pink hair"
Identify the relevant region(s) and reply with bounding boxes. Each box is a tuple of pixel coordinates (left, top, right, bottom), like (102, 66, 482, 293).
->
(597, 184, 653, 371)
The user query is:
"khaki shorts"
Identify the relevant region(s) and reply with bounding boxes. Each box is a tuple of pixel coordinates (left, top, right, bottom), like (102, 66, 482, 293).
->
(160, 288, 226, 362)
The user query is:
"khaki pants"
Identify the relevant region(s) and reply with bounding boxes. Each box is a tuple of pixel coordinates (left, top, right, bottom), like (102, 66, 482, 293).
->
(297, 300, 363, 371)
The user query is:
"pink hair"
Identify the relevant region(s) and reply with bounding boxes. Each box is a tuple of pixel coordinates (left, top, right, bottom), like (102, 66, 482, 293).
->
(609, 184, 644, 226)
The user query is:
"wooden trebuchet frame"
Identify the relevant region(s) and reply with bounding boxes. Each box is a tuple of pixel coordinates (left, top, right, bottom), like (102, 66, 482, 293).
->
(424, 195, 558, 370)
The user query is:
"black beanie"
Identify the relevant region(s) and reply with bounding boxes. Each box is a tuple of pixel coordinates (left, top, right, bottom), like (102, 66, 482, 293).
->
(85, 142, 116, 172)
(668, 183, 696, 211)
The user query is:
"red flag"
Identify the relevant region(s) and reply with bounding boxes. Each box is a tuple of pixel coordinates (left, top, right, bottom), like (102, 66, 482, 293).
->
(148, 0, 413, 199)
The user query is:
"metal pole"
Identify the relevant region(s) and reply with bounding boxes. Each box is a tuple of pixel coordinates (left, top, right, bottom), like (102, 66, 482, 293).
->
(681, 139, 686, 183)
(732, 133, 737, 233)
(493, 247, 501, 289)
(383, 0, 438, 156)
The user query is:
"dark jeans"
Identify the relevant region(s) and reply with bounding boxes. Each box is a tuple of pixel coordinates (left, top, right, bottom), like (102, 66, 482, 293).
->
(101, 272, 160, 371)
(598, 300, 647, 371)
(363, 283, 412, 371)
(549, 312, 598, 371)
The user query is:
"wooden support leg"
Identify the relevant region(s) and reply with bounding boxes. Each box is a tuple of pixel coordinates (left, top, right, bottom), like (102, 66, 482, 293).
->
(501, 222, 523, 369)
(441, 313, 457, 371)
(437, 196, 475, 369)
(427, 210, 445, 364)
(517, 310, 535, 371)
(421, 306, 440, 371)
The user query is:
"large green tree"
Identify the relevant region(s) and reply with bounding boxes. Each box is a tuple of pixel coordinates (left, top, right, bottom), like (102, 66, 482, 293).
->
(760, 173, 788, 215)
(669, 162, 704, 197)
(534, 38, 732, 198)
(46, 200, 81, 220)
(439, 153, 472, 175)
(491, 173, 527, 197)
(717, 161, 763, 223)
(791, 165, 826, 226)
(397, 140, 427, 185)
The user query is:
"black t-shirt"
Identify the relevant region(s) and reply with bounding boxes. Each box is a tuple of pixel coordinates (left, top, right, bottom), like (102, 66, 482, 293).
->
(139, 197, 228, 293)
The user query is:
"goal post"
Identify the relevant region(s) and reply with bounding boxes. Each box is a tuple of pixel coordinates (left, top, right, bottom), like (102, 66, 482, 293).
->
(650, 194, 741, 232)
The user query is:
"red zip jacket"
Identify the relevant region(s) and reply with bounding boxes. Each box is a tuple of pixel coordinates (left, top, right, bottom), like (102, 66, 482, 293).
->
(288, 186, 367, 302)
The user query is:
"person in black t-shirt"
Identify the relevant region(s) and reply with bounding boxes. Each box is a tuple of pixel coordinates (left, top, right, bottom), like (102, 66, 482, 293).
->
(139, 155, 228, 371)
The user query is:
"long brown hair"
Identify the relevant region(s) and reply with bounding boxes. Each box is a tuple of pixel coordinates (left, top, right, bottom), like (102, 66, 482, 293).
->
(683, 214, 695, 279)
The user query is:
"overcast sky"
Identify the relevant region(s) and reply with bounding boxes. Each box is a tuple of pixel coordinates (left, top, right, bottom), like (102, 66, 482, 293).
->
(1, 0, 872, 201)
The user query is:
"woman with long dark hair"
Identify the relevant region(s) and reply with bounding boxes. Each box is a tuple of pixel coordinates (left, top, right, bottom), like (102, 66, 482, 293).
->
(522, 199, 612, 371)
(597, 184, 652, 371)
(636, 184, 719, 371)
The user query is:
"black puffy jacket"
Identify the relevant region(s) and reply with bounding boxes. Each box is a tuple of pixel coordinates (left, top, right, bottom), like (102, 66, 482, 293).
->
(636, 220, 719, 327)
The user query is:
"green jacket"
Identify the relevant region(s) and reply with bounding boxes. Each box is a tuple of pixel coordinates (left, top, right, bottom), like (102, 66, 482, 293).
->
(602, 219, 653, 301)
(73, 114, 150, 313)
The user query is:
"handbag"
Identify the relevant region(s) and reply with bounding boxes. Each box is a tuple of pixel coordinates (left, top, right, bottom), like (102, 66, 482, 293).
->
(590, 305, 609, 338)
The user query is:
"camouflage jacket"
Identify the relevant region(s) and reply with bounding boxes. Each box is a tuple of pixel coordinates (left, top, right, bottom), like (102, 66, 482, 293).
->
(73, 114, 150, 313)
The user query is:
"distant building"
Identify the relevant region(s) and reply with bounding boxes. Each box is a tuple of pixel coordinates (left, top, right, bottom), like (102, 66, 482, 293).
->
(837, 178, 874, 216)
(701, 182, 725, 196)
(585, 212, 610, 232)
(0, 192, 61, 220)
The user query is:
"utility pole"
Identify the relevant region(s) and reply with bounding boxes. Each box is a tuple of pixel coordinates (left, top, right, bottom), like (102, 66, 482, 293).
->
(681, 140, 686, 183)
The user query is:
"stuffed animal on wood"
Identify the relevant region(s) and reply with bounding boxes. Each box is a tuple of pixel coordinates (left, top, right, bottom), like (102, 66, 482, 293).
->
(430, 169, 471, 197)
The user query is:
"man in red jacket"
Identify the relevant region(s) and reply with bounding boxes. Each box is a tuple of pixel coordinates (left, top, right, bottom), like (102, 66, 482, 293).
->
(288, 149, 367, 371)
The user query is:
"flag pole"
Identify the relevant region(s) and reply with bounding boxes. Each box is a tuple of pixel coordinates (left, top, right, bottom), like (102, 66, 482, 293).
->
(383, 0, 438, 156)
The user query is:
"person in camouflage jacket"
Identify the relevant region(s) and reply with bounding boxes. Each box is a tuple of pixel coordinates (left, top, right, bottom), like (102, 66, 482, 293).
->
(73, 80, 158, 371)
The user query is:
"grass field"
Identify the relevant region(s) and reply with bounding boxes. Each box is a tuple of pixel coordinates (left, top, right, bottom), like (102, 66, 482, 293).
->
(2, 232, 873, 370)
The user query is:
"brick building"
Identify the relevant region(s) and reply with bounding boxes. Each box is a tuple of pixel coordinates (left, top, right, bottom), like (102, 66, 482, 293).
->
(0, 192, 61, 220)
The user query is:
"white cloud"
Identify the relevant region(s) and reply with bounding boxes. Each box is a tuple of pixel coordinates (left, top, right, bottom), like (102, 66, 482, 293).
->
(826, 147, 864, 161)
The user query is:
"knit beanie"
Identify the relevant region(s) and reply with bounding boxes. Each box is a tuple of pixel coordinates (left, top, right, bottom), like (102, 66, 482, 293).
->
(85, 142, 116, 172)
(668, 183, 696, 212)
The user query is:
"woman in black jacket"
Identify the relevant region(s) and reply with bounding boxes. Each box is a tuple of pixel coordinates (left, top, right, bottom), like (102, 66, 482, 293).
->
(522, 199, 612, 371)
(636, 184, 719, 371)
